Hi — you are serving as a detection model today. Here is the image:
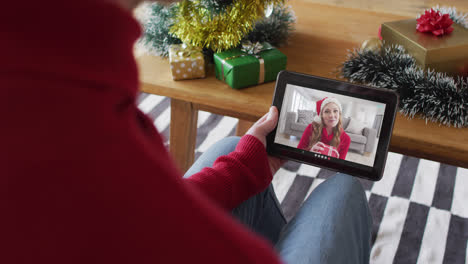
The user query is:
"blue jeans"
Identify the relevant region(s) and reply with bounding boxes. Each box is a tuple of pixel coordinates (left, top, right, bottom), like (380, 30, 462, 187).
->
(184, 137, 372, 264)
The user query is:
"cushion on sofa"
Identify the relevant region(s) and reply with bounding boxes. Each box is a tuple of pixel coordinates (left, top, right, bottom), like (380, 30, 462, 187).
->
(347, 133, 367, 144)
(291, 122, 308, 132)
(342, 117, 351, 130)
(345, 117, 366, 135)
(297, 110, 315, 124)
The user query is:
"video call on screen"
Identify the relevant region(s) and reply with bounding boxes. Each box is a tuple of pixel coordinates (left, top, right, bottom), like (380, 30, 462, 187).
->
(274, 84, 386, 168)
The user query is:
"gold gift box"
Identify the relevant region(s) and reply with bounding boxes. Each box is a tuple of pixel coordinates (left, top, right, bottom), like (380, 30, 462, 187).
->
(381, 19, 468, 76)
(169, 44, 206, 81)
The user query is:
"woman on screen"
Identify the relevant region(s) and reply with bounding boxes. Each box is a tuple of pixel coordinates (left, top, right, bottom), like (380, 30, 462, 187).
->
(297, 97, 351, 160)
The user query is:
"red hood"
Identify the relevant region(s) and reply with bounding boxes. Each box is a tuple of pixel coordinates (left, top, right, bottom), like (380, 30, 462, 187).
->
(1, 0, 141, 95)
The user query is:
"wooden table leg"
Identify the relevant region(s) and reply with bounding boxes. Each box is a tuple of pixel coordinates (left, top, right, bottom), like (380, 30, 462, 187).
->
(170, 99, 198, 173)
(236, 120, 255, 136)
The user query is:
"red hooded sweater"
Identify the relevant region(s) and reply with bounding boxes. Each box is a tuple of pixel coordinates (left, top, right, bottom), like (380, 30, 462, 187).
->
(297, 124, 351, 160)
(1, 1, 283, 263)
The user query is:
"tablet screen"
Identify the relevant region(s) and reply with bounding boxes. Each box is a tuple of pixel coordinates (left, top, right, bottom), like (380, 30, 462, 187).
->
(274, 84, 386, 168)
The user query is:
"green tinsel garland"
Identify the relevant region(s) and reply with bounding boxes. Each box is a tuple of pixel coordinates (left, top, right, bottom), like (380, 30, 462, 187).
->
(139, 3, 181, 57)
(429, 6, 468, 29)
(140, 2, 295, 57)
(342, 45, 468, 128)
(244, 4, 296, 47)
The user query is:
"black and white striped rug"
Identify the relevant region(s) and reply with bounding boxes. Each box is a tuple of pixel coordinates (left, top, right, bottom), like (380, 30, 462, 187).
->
(138, 93, 468, 264)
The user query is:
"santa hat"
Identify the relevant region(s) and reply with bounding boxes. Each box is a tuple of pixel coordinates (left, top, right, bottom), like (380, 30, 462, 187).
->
(313, 97, 343, 123)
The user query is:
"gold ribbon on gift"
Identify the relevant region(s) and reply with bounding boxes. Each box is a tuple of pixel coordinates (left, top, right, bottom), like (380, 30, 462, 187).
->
(174, 43, 202, 59)
(220, 41, 273, 84)
(169, 43, 205, 80)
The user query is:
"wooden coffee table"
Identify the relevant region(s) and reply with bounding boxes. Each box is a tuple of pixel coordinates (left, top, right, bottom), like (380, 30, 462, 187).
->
(137, 0, 468, 172)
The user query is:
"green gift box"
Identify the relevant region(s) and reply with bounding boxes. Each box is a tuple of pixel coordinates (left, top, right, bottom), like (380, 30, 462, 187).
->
(214, 42, 287, 89)
(381, 19, 468, 76)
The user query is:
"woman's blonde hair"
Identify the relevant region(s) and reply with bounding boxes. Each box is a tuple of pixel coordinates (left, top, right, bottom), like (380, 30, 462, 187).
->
(308, 106, 343, 149)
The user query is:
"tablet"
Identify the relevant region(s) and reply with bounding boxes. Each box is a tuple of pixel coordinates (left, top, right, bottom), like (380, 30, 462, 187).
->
(266, 71, 399, 181)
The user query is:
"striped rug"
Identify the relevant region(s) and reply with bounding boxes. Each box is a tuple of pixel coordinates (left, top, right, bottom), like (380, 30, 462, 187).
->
(138, 92, 468, 264)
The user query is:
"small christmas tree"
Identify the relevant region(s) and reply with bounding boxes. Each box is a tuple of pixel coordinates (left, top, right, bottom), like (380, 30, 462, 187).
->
(141, 0, 295, 57)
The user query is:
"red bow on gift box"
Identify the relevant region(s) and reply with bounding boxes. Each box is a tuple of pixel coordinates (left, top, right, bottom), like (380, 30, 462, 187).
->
(417, 8, 454, 36)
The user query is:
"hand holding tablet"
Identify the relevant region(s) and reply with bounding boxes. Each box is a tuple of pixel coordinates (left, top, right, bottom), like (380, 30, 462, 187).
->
(266, 71, 399, 181)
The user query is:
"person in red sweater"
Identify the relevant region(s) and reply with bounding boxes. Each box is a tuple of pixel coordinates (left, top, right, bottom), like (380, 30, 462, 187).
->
(297, 97, 351, 160)
(2, 0, 372, 263)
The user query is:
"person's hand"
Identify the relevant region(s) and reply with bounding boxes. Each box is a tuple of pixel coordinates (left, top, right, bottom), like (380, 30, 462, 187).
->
(246, 106, 285, 176)
(310, 142, 325, 153)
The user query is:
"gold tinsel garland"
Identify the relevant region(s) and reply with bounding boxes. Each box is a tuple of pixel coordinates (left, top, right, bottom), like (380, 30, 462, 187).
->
(170, 0, 284, 52)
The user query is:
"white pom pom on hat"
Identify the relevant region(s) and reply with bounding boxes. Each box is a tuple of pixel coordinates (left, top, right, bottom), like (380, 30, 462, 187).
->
(313, 97, 342, 123)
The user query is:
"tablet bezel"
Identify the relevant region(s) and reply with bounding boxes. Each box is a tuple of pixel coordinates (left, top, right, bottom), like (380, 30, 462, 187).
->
(266, 71, 399, 181)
